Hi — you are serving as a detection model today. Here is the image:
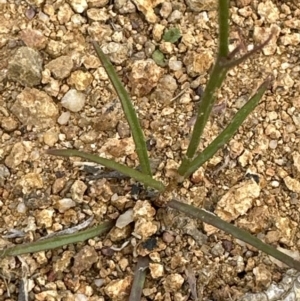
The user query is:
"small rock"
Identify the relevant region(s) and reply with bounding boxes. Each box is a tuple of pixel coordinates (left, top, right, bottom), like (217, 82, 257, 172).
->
(116, 209, 134, 229)
(150, 74, 178, 106)
(68, 0, 88, 13)
(0, 116, 18, 132)
(104, 276, 132, 300)
(163, 274, 184, 291)
(280, 33, 300, 46)
(5, 142, 29, 169)
(133, 200, 156, 220)
(99, 137, 135, 158)
(160, 2, 172, 18)
(35, 209, 54, 228)
(8, 47, 43, 86)
(131, 0, 164, 23)
(17, 173, 43, 194)
(183, 51, 213, 77)
(58, 111, 71, 125)
(284, 176, 300, 193)
(45, 56, 74, 79)
(72, 246, 98, 274)
(129, 59, 164, 96)
(43, 129, 59, 147)
(88, 0, 109, 8)
(253, 264, 272, 288)
(109, 225, 132, 242)
(0, 164, 10, 181)
(149, 263, 164, 278)
(57, 3, 73, 24)
(101, 42, 129, 65)
(257, 1, 279, 23)
(67, 70, 93, 91)
(61, 89, 86, 112)
(214, 178, 260, 222)
(70, 180, 87, 202)
(117, 121, 130, 138)
(168, 10, 182, 23)
(134, 218, 158, 240)
(55, 198, 76, 213)
(11, 88, 59, 129)
(53, 251, 75, 273)
(20, 29, 47, 50)
(185, 0, 217, 12)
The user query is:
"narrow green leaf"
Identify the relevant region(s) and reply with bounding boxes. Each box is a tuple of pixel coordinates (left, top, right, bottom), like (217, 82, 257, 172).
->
(178, 65, 227, 175)
(129, 256, 150, 301)
(168, 199, 300, 271)
(0, 220, 114, 258)
(46, 149, 165, 192)
(218, 0, 230, 57)
(92, 41, 152, 177)
(180, 79, 269, 178)
(162, 28, 181, 43)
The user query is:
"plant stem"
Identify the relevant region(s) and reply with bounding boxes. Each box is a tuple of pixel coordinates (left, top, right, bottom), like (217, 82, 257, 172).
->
(46, 149, 165, 192)
(92, 41, 152, 177)
(178, 0, 230, 176)
(129, 256, 150, 301)
(168, 199, 300, 271)
(180, 78, 270, 178)
(0, 221, 114, 258)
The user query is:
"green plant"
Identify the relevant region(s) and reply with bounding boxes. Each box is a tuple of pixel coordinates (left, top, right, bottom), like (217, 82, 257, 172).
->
(1, 0, 299, 300)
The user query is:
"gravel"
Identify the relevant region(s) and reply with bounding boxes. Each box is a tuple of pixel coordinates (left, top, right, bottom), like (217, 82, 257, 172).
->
(1, 0, 300, 300)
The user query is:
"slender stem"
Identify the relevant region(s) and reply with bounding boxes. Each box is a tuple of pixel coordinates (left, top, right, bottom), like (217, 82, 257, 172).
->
(218, 0, 230, 57)
(129, 256, 150, 301)
(168, 200, 300, 271)
(178, 0, 230, 176)
(181, 78, 270, 178)
(92, 41, 152, 177)
(0, 221, 114, 258)
(46, 149, 165, 192)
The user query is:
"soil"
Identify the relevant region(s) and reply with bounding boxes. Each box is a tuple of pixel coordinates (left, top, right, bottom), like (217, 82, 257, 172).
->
(1, 0, 300, 300)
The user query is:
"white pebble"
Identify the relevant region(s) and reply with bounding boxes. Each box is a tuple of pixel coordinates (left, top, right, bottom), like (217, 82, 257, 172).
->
(61, 89, 86, 112)
(17, 202, 27, 213)
(58, 111, 70, 125)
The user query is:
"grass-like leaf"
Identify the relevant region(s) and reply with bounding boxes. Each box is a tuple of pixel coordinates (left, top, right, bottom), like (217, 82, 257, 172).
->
(168, 199, 300, 271)
(46, 149, 165, 192)
(129, 256, 150, 301)
(0, 220, 114, 258)
(92, 41, 152, 177)
(178, 77, 270, 178)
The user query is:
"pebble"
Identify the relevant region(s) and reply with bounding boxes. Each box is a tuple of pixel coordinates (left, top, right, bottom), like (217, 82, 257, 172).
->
(129, 59, 164, 96)
(149, 263, 164, 278)
(57, 111, 71, 125)
(70, 180, 87, 202)
(61, 89, 86, 112)
(132, 0, 163, 23)
(20, 29, 47, 50)
(5, 142, 29, 169)
(67, 70, 93, 91)
(55, 198, 76, 213)
(45, 56, 74, 79)
(68, 0, 88, 13)
(104, 277, 132, 300)
(43, 129, 59, 147)
(185, 0, 217, 12)
(160, 2, 172, 18)
(72, 246, 98, 274)
(8, 47, 43, 86)
(101, 42, 129, 65)
(11, 88, 59, 129)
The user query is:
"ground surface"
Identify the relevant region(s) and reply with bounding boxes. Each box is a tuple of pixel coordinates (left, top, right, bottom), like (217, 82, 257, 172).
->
(1, 0, 300, 300)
